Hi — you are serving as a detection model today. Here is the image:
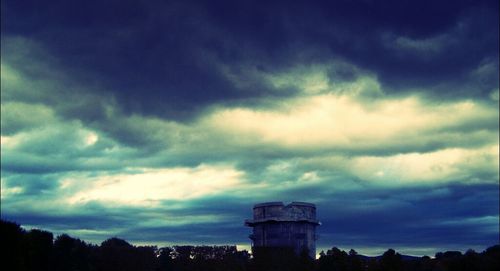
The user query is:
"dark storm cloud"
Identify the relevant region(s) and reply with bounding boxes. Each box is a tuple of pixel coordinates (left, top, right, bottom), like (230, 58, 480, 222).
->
(0, 124, 130, 174)
(121, 222, 250, 245)
(1, 0, 498, 256)
(1, 195, 252, 245)
(2, 0, 279, 120)
(0, 202, 149, 242)
(3, 209, 126, 232)
(3, 0, 497, 121)
(316, 183, 499, 250)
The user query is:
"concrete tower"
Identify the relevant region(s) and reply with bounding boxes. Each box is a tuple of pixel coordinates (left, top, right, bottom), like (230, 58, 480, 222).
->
(245, 202, 320, 258)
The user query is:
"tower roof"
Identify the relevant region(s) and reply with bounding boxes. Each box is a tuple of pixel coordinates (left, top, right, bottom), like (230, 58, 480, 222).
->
(245, 201, 320, 226)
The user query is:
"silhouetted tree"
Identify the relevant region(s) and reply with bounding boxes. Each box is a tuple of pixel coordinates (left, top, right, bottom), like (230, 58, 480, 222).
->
(24, 229, 54, 271)
(379, 248, 403, 271)
(250, 247, 298, 271)
(135, 246, 157, 271)
(347, 249, 363, 271)
(220, 249, 250, 271)
(157, 247, 174, 271)
(96, 237, 156, 271)
(3, 219, 500, 271)
(481, 244, 500, 271)
(53, 233, 96, 271)
(419, 255, 434, 271)
(434, 250, 464, 271)
(1, 220, 27, 271)
(318, 247, 349, 271)
(173, 245, 194, 261)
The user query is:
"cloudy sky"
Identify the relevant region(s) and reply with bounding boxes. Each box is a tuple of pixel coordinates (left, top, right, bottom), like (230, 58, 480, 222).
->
(1, 0, 498, 256)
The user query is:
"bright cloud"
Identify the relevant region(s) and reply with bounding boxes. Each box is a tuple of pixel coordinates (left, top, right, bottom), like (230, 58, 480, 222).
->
(206, 92, 497, 150)
(349, 145, 499, 184)
(0, 179, 23, 199)
(67, 165, 246, 205)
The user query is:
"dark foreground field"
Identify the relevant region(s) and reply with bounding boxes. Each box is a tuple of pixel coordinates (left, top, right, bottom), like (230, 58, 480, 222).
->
(2, 220, 499, 271)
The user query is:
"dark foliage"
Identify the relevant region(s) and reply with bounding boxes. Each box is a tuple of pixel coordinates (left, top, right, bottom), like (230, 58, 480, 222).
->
(53, 233, 96, 271)
(249, 246, 315, 271)
(317, 246, 500, 271)
(1, 219, 499, 271)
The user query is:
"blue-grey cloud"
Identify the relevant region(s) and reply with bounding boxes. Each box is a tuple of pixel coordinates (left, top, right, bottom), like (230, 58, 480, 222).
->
(2, 183, 497, 255)
(1, 0, 498, 257)
(2, 0, 498, 120)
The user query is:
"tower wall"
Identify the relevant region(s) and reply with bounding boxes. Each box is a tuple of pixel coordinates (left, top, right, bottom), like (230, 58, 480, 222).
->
(245, 202, 320, 258)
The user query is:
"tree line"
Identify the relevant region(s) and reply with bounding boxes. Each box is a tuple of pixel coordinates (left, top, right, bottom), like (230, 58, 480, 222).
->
(1, 219, 499, 271)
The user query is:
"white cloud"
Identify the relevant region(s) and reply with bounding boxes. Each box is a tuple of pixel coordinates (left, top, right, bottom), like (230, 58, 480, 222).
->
(0, 178, 24, 199)
(67, 164, 246, 206)
(1, 136, 14, 146)
(205, 93, 497, 150)
(349, 145, 499, 184)
(84, 132, 99, 146)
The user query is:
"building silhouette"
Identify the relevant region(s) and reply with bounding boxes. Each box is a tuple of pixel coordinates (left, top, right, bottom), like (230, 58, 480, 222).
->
(245, 202, 320, 258)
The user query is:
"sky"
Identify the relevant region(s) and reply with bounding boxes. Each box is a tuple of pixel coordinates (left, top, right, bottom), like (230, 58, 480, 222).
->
(1, 0, 499, 257)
